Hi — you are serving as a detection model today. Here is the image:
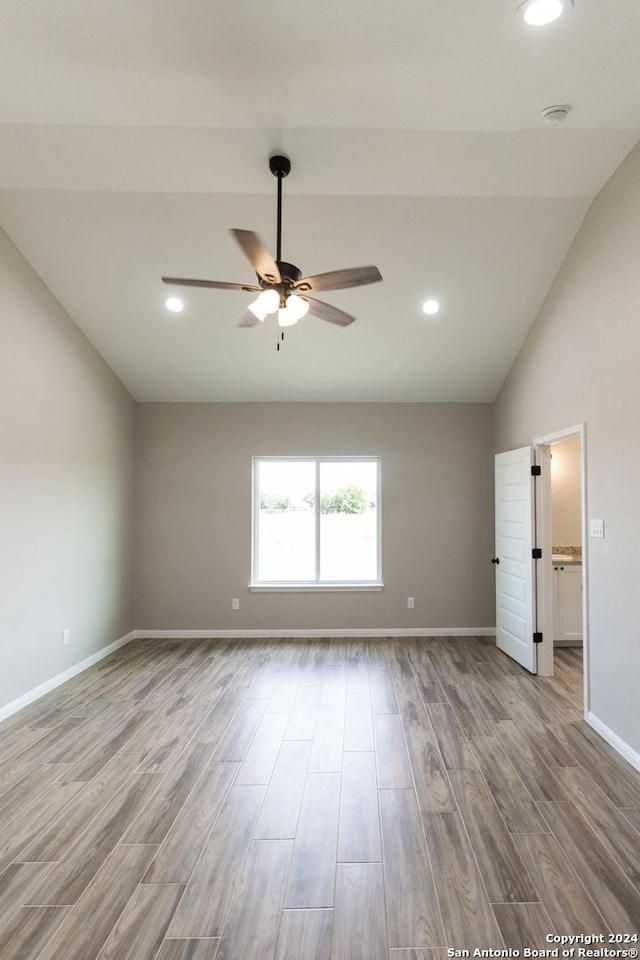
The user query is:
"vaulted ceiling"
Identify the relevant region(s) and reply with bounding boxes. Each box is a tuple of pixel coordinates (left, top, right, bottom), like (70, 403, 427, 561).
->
(1, 0, 638, 401)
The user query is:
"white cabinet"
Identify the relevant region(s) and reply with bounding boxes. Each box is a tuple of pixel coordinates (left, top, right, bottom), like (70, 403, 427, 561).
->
(552, 564, 583, 646)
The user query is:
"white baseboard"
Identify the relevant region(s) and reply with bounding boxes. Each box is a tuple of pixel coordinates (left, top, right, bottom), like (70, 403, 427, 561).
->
(0, 631, 137, 724)
(134, 627, 496, 640)
(587, 711, 640, 774)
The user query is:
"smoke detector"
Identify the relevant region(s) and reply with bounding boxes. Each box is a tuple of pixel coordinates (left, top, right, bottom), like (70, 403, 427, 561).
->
(541, 104, 571, 126)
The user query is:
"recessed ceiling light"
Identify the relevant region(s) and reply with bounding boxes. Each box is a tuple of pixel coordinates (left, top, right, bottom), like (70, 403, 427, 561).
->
(520, 0, 571, 26)
(422, 298, 441, 316)
(165, 297, 184, 313)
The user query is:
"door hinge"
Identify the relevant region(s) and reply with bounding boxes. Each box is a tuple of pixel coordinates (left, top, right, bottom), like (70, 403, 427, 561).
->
(532, 548, 542, 559)
(533, 632, 543, 644)
(531, 464, 541, 476)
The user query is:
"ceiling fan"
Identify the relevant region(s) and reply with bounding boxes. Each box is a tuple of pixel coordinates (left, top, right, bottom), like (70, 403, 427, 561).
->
(162, 155, 382, 330)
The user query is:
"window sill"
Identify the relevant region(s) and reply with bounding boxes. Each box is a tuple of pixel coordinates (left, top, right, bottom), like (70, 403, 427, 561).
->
(248, 582, 384, 593)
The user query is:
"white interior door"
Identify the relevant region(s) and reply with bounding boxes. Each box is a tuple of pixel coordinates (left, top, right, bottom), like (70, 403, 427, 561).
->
(494, 446, 537, 673)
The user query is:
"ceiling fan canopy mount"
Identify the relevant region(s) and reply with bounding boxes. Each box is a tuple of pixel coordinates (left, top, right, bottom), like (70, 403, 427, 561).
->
(269, 154, 291, 179)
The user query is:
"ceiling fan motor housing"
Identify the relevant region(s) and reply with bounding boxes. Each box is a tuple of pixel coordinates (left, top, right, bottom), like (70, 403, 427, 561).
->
(258, 261, 302, 289)
(276, 261, 301, 284)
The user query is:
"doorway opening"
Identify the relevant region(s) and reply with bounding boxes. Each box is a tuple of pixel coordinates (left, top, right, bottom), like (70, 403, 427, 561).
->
(534, 424, 588, 717)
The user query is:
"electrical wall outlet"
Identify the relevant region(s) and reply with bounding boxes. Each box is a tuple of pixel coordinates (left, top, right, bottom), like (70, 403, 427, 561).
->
(62, 629, 70, 646)
(232, 598, 240, 610)
(407, 597, 415, 609)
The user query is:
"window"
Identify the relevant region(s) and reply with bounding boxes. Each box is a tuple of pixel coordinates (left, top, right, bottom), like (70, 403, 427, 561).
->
(252, 457, 382, 589)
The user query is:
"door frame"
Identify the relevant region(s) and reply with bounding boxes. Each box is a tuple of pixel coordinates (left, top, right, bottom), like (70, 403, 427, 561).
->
(533, 423, 589, 717)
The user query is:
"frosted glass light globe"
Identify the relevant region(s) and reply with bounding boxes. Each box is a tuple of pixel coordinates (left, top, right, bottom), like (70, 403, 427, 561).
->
(248, 289, 280, 321)
(278, 295, 309, 327)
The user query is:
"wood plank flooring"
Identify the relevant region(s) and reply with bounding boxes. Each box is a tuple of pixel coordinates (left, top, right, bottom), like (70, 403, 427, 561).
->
(1, 637, 639, 960)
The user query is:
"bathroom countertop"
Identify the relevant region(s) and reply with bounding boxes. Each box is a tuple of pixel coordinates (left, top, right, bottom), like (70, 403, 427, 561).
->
(551, 553, 582, 565)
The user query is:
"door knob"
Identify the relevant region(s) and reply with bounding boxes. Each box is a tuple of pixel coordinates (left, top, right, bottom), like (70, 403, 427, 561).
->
(491, 557, 500, 565)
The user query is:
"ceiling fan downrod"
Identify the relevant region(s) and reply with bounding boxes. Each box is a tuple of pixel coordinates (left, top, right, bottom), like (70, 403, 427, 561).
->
(269, 155, 291, 265)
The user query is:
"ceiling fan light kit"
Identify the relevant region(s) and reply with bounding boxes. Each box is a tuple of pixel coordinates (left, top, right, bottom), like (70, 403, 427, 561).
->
(161, 154, 382, 346)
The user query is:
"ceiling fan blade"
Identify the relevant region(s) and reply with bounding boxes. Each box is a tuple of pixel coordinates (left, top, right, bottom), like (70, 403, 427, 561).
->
(305, 297, 356, 327)
(237, 310, 263, 328)
(162, 276, 261, 292)
(230, 230, 281, 284)
(295, 265, 382, 293)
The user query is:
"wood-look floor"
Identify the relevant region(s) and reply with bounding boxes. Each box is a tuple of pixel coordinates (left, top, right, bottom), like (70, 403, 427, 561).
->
(0, 637, 639, 960)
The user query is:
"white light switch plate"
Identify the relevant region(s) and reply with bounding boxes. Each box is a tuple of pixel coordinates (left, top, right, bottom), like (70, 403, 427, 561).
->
(590, 519, 604, 538)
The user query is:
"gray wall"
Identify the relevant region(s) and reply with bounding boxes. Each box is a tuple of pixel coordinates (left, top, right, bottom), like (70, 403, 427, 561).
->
(0, 228, 135, 712)
(135, 402, 495, 632)
(495, 142, 640, 757)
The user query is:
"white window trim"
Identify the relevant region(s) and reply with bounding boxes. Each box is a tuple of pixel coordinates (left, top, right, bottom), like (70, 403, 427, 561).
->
(251, 455, 382, 591)
(249, 583, 384, 593)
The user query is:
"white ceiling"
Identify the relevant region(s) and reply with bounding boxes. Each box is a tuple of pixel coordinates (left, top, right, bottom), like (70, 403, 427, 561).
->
(0, 0, 639, 402)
